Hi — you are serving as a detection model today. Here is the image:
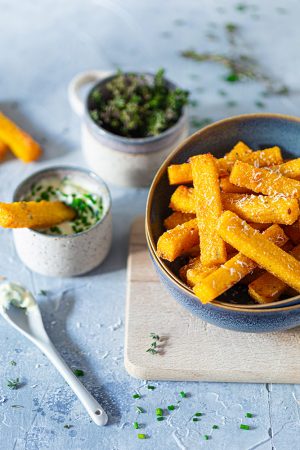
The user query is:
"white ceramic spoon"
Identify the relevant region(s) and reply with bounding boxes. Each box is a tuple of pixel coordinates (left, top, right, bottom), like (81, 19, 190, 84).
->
(0, 282, 108, 426)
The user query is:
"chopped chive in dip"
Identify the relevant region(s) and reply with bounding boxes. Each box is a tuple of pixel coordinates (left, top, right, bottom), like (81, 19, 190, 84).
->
(147, 385, 155, 390)
(132, 394, 141, 399)
(245, 412, 253, 418)
(240, 424, 250, 430)
(192, 418, 199, 422)
(25, 176, 104, 236)
(203, 435, 210, 440)
(133, 422, 139, 429)
(157, 416, 164, 421)
(194, 412, 202, 417)
(167, 405, 175, 411)
(136, 406, 145, 414)
(179, 391, 187, 398)
(137, 434, 146, 439)
(156, 408, 163, 416)
(212, 425, 219, 429)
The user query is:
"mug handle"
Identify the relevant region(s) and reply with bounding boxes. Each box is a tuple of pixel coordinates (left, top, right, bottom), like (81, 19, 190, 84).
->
(68, 70, 111, 117)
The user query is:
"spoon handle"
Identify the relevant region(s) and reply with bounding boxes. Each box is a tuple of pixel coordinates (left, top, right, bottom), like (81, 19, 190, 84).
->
(37, 340, 108, 426)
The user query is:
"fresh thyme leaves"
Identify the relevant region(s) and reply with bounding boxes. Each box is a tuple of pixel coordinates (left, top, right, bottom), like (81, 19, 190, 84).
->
(64, 424, 73, 429)
(88, 69, 189, 138)
(146, 333, 161, 354)
(38, 290, 48, 296)
(9, 360, 16, 366)
(72, 369, 85, 377)
(7, 378, 20, 390)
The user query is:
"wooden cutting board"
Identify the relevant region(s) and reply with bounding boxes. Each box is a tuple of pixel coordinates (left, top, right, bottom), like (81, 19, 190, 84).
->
(124, 217, 300, 383)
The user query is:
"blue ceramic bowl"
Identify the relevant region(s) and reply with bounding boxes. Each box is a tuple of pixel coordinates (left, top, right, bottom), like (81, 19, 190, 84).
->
(146, 113, 300, 332)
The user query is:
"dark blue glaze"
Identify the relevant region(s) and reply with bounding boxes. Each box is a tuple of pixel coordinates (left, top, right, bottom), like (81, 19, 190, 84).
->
(147, 114, 300, 331)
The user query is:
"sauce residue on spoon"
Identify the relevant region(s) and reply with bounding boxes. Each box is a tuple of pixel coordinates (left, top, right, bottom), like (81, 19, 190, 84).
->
(0, 282, 36, 310)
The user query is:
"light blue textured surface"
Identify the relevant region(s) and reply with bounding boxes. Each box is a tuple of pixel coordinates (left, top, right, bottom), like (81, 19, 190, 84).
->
(1, 1, 300, 449)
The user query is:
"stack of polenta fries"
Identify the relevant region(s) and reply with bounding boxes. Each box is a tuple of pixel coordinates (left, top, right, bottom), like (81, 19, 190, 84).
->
(157, 142, 300, 305)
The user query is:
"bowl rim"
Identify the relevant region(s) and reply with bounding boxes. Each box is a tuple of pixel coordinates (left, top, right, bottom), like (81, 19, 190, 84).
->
(85, 71, 189, 146)
(13, 165, 112, 239)
(145, 112, 300, 310)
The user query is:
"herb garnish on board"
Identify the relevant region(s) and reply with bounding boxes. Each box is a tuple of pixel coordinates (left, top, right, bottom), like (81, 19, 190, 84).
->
(89, 69, 189, 138)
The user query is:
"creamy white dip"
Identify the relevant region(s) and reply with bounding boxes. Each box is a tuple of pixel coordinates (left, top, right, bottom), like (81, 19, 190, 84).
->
(23, 176, 103, 236)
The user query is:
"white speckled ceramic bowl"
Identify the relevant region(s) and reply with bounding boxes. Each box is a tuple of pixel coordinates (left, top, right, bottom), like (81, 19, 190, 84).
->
(68, 70, 189, 187)
(13, 166, 112, 277)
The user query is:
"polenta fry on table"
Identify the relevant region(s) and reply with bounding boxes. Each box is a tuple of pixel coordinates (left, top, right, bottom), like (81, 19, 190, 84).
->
(193, 224, 288, 303)
(0, 201, 76, 229)
(0, 112, 42, 162)
(190, 154, 227, 267)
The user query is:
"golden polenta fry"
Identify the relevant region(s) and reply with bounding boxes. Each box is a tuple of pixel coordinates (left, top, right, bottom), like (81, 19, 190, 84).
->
(230, 161, 300, 198)
(0, 140, 9, 161)
(220, 176, 253, 194)
(179, 256, 202, 282)
(0, 201, 76, 229)
(0, 112, 42, 163)
(272, 158, 300, 180)
(222, 193, 299, 225)
(168, 163, 192, 185)
(248, 244, 300, 304)
(191, 154, 227, 267)
(157, 219, 199, 261)
(164, 211, 195, 230)
(169, 185, 195, 213)
(193, 224, 288, 303)
(186, 264, 220, 287)
(217, 211, 300, 293)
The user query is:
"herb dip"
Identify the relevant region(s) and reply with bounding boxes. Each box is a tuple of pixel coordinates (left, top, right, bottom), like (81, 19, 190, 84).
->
(23, 176, 103, 235)
(0, 283, 36, 310)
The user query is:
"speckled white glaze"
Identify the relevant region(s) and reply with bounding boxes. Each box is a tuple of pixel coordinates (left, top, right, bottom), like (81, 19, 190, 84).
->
(68, 70, 189, 187)
(12, 167, 112, 277)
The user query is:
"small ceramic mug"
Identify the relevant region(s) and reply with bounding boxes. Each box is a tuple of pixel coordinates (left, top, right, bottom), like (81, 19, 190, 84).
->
(68, 70, 189, 187)
(13, 166, 112, 277)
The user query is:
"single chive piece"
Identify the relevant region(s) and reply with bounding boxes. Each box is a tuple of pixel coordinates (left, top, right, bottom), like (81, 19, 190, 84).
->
(240, 424, 250, 430)
(64, 424, 73, 429)
(150, 333, 160, 340)
(7, 378, 20, 390)
(133, 394, 141, 399)
(133, 422, 139, 429)
(167, 405, 175, 411)
(245, 413, 253, 418)
(157, 416, 164, 421)
(10, 360, 17, 366)
(136, 406, 144, 414)
(194, 412, 202, 417)
(156, 408, 163, 416)
(192, 418, 199, 422)
(137, 434, 146, 439)
(179, 391, 187, 398)
(72, 369, 85, 377)
(147, 385, 155, 390)
(212, 425, 219, 429)
(203, 435, 210, 440)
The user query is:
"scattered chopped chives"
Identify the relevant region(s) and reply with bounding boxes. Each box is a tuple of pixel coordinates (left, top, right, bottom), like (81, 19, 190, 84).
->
(157, 416, 164, 421)
(245, 412, 253, 418)
(212, 425, 219, 429)
(133, 394, 141, 399)
(192, 418, 199, 422)
(72, 369, 84, 377)
(136, 406, 144, 414)
(179, 391, 187, 398)
(10, 360, 16, 366)
(156, 408, 163, 416)
(133, 422, 139, 429)
(194, 412, 202, 417)
(167, 405, 175, 411)
(240, 424, 250, 430)
(138, 434, 146, 439)
(203, 435, 209, 440)
(147, 385, 155, 390)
